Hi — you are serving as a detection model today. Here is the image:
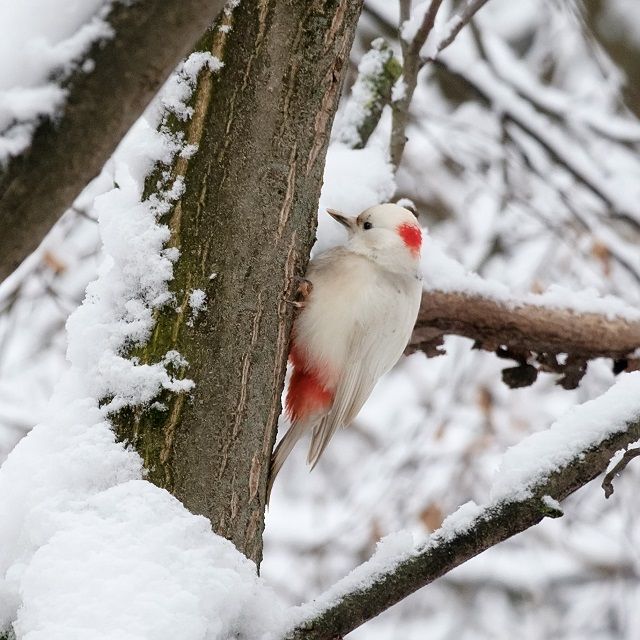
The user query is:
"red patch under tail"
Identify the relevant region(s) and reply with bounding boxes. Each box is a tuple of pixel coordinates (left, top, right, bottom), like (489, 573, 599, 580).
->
(398, 223, 422, 256)
(286, 343, 333, 424)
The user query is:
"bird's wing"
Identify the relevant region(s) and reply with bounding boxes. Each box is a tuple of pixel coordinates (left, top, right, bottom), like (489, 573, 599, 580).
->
(307, 327, 391, 469)
(304, 259, 423, 470)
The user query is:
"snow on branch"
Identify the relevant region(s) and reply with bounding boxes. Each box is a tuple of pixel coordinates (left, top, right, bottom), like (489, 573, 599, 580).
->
(283, 373, 640, 640)
(337, 39, 401, 149)
(409, 237, 640, 389)
(0, 0, 227, 281)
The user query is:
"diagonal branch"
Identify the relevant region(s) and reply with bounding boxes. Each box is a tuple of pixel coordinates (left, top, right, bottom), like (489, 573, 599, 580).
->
(285, 407, 640, 640)
(0, 0, 227, 282)
(421, 0, 491, 64)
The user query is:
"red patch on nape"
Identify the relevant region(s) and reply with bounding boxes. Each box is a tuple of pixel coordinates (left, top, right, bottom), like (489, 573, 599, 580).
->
(397, 223, 422, 256)
(286, 343, 333, 424)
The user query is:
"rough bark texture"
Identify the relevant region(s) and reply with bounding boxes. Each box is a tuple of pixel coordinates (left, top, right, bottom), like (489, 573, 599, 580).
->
(0, 0, 227, 282)
(114, 0, 363, 565)
(286, 417, 640, 640)
(409, 290, 640, 389)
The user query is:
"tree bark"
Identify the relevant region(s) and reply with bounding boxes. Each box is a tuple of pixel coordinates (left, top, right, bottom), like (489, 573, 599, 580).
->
(0, 0, 227, 282)
(114, 0, 363, 565)
(412, 291, 640, 360)
(410, 290, 640, 388)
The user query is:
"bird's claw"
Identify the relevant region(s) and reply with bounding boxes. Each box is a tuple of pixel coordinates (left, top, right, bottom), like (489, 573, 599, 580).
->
(285, 277, 313, 309)
(294, 277, 313, 299)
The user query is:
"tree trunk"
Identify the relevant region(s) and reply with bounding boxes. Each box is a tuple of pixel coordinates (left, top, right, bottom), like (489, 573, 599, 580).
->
(0, 0, 227, 281)
(114, 0, 363, 565)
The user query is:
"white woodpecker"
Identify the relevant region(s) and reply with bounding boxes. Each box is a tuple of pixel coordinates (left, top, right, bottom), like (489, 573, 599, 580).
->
(268, 203, 423, 497)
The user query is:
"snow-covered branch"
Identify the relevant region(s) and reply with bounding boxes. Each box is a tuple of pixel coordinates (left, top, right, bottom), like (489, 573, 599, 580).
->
(337, 39, 401, 149)
(411, 290, 640, 388)
(408, 238, 640, 388)
(0, 0, 226, 281)
(285, 374, 640, 639)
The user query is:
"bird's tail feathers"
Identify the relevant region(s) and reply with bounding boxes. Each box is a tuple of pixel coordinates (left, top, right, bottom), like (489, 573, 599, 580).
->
(267, 419, 308, 502)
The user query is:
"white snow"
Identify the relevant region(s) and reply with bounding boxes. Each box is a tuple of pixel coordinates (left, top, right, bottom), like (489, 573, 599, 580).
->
(542, 495, 562, 512)
(286, 500, 484, 630)
(391, 76, 407, 103)
(422, 234, 640, 321)
(336, 38, 394, 148)
(315, 143, 395, 255)
(284, 371, 640, 633)
(188, 289, 207, 324)
(160, 52, 223, 122)
(189, 289, 207, 312)
(400, 1, 431, 43)
(436, 500, 484, 541)
(0, 0, 113, 163)
(491, 372, 640, 501)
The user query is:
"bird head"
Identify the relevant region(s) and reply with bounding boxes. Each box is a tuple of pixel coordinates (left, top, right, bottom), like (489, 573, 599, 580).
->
(327, 203, 422, 274)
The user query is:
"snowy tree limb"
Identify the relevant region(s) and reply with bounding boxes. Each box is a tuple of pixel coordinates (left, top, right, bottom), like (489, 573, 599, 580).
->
(409, 290, 640, 388)
(0, 0, 227, 281)
(338, 39, 401, 148)
(285, 415, 640, 640)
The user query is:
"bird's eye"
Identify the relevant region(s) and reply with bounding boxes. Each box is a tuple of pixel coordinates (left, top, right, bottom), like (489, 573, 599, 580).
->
(363, 221, 373, 230)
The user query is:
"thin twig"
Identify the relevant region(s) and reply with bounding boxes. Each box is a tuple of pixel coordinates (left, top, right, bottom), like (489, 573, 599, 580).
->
(601, 447, 640, 498)
(421, 0, 491, 64)
(391, 0, 491, 167)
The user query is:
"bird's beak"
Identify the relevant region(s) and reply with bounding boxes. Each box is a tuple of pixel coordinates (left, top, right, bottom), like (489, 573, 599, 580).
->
(326, 209, 356, 233)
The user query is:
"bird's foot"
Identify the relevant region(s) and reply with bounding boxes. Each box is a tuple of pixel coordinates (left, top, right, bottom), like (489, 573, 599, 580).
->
(295, 277, 313, 299)
(284, 277, 313, 309)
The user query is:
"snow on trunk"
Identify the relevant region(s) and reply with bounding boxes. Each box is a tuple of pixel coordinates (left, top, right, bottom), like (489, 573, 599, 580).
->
(0, 52, 282, 640)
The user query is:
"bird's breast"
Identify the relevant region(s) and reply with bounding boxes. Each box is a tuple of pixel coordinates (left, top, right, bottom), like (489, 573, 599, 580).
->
(292, 251, 421, 388)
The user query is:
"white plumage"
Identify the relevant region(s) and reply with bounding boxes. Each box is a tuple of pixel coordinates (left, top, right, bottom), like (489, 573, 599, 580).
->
(268, 203, 423, 496)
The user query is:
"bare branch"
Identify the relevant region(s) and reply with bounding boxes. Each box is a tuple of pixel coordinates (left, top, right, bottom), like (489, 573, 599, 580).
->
(285, 416, 640, 640)
(422, 0, 492, 64)
(409, 289, 640, 388)
(0, 0, 227, 282)
(602, 447, 640, 498)
(391, 0, 444, 167)
(391, 0, 491, 167)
